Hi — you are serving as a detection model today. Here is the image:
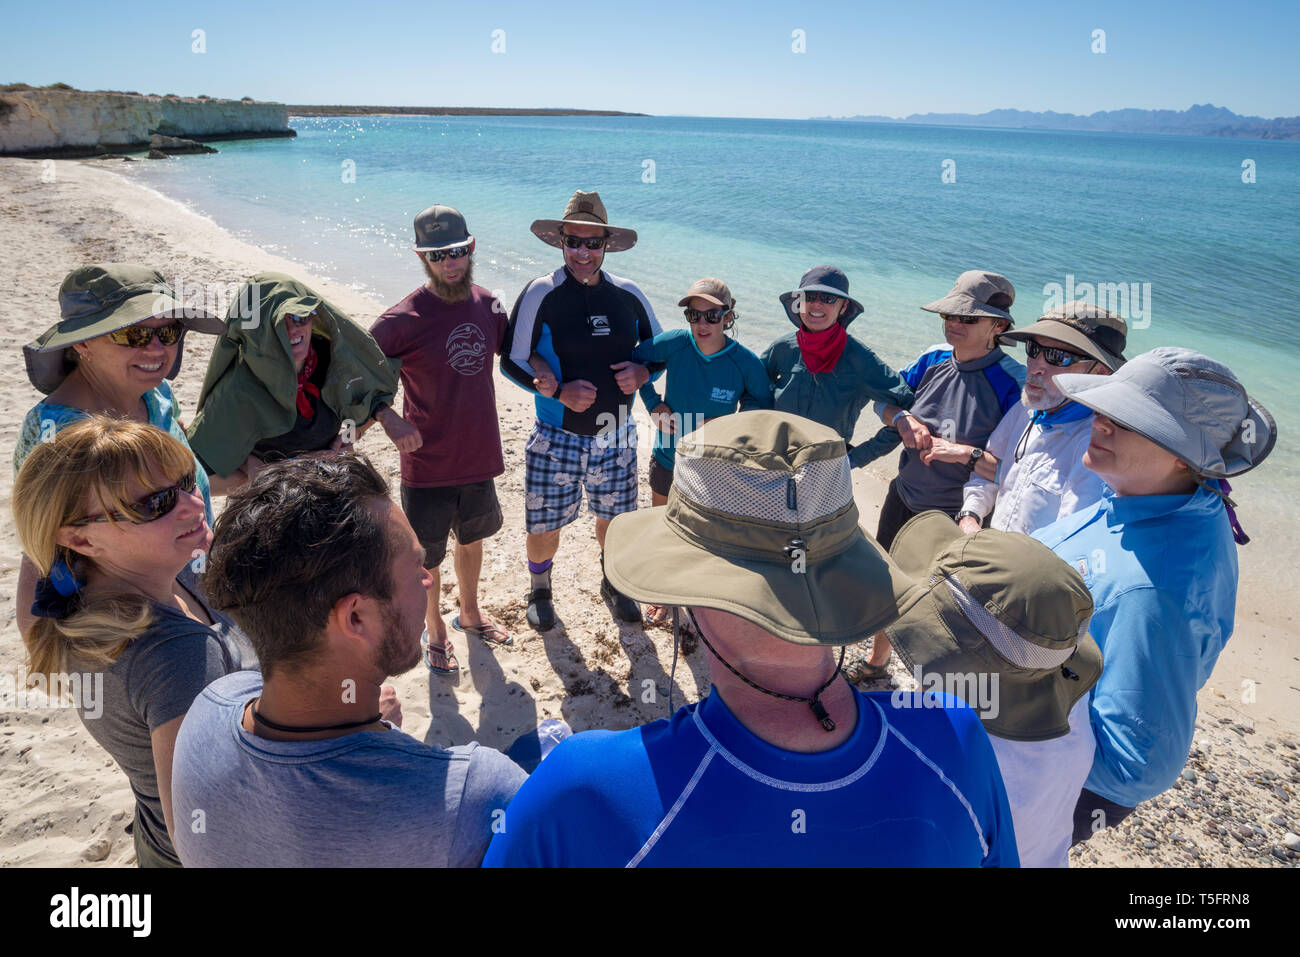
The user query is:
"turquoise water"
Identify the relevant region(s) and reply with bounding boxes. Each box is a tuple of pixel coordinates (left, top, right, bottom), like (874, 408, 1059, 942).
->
(124, 114, 1297, 515)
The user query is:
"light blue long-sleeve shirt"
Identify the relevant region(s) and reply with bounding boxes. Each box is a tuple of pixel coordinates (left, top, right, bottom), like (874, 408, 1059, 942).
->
(1033, 486, 1238, 807)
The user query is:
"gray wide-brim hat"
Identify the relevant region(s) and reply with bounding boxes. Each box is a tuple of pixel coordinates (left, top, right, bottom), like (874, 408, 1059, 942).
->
(604, 411, 926, 645)
(778, 265, 864, 328)
(1054, 346, 1275, 478)
(922, 269, 1015, 323)
(1000, 300, 1127, 371)
(530, 189, 638, 253)
(24, 263, 223, 395)
(885, 511, 1102, 742)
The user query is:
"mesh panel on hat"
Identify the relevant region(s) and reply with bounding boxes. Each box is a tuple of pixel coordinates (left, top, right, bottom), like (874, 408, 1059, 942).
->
(943, 578, 1075, 670)
(672, 454, 852, 524)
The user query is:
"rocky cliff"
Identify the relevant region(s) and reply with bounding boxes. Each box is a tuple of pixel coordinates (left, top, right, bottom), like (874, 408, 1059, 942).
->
(0, 90, 293, 155)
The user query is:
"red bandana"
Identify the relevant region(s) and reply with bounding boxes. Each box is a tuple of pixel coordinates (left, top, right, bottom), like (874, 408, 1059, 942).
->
(296, 345, 320, 420)
(796, 323, 848, 373)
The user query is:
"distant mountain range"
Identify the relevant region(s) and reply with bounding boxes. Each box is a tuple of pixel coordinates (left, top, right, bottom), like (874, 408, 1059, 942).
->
(815, 104, 1300, 140)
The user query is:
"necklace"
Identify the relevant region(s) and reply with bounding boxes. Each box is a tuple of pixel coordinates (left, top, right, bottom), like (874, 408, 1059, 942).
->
(251, 698, 381, 733)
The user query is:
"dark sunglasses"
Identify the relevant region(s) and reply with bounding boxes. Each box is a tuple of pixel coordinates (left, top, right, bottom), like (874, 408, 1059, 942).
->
(684, 307, 730, 325)
(106, 321, 185, 348)
(1025, 340, 1092, 367)
(801, 291, 842, 305)
(424, 245, 472, 264)
(69, 472, 199, 527)
(286, 310, 316, 328)
(939, 313, 984, 325)
(560, 234, 607, 251)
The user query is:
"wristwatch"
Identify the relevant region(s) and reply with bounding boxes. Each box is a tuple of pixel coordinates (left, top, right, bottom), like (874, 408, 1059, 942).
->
(965, 447, 984, 473)
(549, 381, 562, 399)
(956, 510, 982, 525)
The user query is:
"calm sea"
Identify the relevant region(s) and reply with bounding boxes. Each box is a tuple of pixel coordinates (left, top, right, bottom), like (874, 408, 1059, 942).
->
(123, 114, 1297, 534)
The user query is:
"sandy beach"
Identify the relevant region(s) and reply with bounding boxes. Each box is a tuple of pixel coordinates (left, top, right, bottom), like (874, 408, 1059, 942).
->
(0, 155, 1296, 868)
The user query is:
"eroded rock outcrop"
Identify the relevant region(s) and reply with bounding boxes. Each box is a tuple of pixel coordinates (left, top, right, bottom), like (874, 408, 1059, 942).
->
(0, 90, 293, 155)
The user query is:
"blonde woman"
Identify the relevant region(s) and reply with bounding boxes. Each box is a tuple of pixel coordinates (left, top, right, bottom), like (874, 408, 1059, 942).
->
(13, 417, 256, 867)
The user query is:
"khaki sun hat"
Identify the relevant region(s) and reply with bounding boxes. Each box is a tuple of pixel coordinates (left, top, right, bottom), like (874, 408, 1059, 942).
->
(604, 411, 927, 645)
(23, 263, 224, 395)
(922, 270, 1015, 323)
(885, 511, 1101, 742)
(1054, 346, 1275, 479)
(530, 189, 638, 252)
(999, 300, 1127, 371)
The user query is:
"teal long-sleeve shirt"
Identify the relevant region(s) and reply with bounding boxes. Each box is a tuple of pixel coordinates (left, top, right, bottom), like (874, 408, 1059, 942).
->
(634, 329, 773, 470)
(760, 331, 913, 468)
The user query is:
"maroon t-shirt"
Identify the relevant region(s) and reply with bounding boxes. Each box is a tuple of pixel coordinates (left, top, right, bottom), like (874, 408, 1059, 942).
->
(371, 284, 507, 487)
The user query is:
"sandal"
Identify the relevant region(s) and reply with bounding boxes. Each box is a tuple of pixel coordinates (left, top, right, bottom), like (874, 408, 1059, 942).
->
(421, 626, 460, 675)
(452, 615, 514, 647)
(846, 661, 890, 684)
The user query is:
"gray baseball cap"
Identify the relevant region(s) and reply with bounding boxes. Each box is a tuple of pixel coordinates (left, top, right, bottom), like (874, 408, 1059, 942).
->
(413, 204, 472, 251)
(1055, 346, 1275, 478)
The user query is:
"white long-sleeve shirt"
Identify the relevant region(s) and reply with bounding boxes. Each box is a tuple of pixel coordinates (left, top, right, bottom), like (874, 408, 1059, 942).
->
(962, 400, 1104, 536)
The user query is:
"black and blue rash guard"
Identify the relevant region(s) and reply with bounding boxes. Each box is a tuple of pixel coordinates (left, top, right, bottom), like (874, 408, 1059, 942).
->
(502, 266, 662, 436)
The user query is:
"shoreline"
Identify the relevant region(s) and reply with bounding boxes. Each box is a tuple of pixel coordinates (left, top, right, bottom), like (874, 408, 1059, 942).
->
(0, 156, 1295, 868)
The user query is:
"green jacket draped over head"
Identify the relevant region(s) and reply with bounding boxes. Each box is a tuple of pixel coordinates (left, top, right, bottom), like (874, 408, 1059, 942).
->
(186, 272, 400, 477)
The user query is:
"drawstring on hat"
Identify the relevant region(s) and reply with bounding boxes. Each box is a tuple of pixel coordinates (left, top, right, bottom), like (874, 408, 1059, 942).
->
(686, 607, 845, 732)
(1191, 474, 1250, 545)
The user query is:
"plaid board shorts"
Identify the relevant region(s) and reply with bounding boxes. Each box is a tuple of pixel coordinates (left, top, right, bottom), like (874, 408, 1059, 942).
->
(524, 419, 638, 533)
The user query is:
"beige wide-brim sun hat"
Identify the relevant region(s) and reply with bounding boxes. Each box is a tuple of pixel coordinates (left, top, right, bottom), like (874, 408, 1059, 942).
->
(604, 411, 927, 645)
(530, 189, 638, 253)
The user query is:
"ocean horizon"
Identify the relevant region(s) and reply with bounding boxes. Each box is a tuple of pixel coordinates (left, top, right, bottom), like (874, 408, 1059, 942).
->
(120, 113, 1297, 535)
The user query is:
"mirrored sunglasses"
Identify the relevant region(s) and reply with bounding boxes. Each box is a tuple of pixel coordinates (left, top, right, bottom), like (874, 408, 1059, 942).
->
(286, 310, 316, 327)
(424, 245, 472, 263)
(106, 320, 185, 348)
(939, 313, 984, 325)
(801, 291, 842, 305)
(69, 472, 199, 527)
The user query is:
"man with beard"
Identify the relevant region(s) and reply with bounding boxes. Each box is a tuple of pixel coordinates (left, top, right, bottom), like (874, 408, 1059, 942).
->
(920, 302, 1126, 536)
(169, 455, 527, 867)
(370, 205, 513, 675)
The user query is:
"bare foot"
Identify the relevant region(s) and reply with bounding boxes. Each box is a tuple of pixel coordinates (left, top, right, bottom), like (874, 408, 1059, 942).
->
(644, 604, 671, 624)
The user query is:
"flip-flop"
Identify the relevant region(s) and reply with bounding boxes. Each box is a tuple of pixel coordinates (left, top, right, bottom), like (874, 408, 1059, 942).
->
(421, 627, 460, 675)
(452, 615, 514, 647)
(846, 661, 890, 684)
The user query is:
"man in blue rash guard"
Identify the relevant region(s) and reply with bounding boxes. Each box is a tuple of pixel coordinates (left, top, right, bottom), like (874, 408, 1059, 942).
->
(483, 411, 1019, 868)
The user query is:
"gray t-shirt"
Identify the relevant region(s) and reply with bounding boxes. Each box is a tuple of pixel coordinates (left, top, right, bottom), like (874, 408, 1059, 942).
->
(171, 670, 528, 867)
(72, 567, 258, 864)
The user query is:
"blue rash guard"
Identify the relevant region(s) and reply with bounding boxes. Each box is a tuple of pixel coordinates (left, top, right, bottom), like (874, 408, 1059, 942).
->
(633, 329, 773, 470)
(483, 688, 1019, 868)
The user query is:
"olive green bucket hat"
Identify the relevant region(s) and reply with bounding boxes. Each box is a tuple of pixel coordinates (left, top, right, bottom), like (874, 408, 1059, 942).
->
(23, 263, 223, 394)
(884, 511, 1101, 742)
(604, 411, 927, 645)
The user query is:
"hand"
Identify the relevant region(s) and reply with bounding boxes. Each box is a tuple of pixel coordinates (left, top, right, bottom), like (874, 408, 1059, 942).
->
(380, 410, 424, 453)
(958, 515, 982, 535)
(610, 360, 650, 395)
(533, 368, 558, 398)
(919, 438, 970, 467)
(896, 414, 933, 452)
(650, 402, 676, 434)
(378, 684, 402, 728)
(559, 379, 598, 413)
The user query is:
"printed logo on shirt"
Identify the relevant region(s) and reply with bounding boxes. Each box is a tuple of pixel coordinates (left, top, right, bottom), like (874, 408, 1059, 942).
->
(709, 387, 737, 403)
(446, 322, 488, 376)
(588, 315, 610, 336)
(1073, 558, 1090, 580)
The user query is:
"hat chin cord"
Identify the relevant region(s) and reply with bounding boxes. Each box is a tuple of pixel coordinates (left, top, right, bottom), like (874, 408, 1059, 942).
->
(684, 607, 845, 732)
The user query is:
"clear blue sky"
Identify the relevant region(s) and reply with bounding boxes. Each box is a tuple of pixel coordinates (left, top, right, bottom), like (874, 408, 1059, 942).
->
(3, 0, 1297, 118)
